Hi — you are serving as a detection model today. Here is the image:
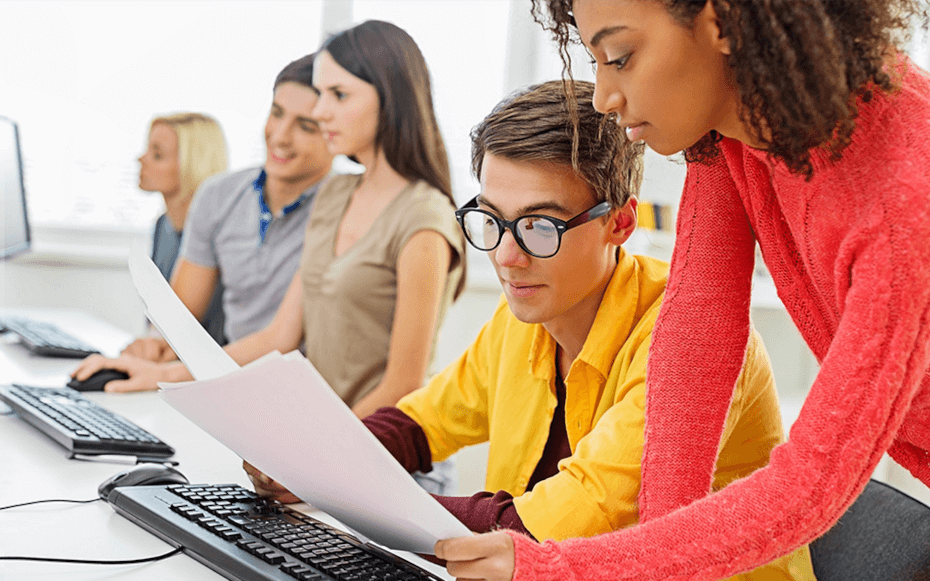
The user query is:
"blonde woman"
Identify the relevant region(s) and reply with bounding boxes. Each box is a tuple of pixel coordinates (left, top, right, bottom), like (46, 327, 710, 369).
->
(138, 112, 228, 346)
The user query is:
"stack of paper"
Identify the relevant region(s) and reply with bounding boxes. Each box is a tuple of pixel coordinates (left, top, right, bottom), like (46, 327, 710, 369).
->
(128, 243, 469, 554)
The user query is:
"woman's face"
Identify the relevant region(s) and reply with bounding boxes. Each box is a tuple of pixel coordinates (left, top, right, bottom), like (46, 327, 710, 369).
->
(573, 0, 743, 155)
(138, 122, 181, 196)
(310, 50, 380, 160)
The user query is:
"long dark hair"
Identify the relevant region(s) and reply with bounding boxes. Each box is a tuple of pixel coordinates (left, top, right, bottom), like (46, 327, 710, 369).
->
(532, 0, 928, 178)
(320, 21, 453, 202)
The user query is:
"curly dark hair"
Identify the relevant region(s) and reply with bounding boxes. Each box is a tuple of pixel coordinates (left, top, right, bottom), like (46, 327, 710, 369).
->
(531, 0, 928, 177)
(471, 80, 644, 209)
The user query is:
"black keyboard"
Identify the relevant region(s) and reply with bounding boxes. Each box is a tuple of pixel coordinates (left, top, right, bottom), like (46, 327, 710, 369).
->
(108, 483, 445, 581)
(0, 384, 174, 458)
(0, 315, 100, 358)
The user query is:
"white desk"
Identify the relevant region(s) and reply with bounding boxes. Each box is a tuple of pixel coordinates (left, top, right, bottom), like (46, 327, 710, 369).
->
(0, 308, 450, 580)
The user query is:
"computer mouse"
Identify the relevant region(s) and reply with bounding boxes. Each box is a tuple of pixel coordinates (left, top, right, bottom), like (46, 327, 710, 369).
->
(98, 463, 189, 501)
(67, 368, 130, 392)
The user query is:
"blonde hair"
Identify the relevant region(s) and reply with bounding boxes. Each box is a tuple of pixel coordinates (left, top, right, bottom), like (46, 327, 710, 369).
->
(150, 113, 228, 199)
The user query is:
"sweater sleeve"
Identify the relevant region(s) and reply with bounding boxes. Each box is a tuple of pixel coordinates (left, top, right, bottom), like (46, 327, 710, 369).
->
(506, 153, 930, 580)
(433, 492, 534, 538)
(362, 406, 433, 474)
(640, 156, 757, 520)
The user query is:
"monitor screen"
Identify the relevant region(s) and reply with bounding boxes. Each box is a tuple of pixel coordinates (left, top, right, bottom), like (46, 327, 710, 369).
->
(0, 116, 30, 258)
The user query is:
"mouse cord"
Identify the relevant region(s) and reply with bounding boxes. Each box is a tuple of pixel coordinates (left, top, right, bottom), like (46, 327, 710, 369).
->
(0, 498, 185, 564)
(0, 497, 100, 511)
(0, 547, 184, 565)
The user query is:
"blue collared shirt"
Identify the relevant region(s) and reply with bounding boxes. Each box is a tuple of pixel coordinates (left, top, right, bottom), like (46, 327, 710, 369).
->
(254, 170, 311, 245)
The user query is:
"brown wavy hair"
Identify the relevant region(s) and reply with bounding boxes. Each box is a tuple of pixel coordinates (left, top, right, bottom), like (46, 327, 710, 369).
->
(471, 80, 644, 209)
(531, 0, 928, 177)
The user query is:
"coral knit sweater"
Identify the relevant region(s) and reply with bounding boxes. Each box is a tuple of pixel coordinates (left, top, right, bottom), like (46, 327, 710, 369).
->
(508, 60, 930, 581)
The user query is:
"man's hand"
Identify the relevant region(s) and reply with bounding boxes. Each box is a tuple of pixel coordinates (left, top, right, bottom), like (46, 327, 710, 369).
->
(242, 460, 301, 504)
(71, 353, 175, 393)
(434, 531, 516, 581)
(121, 337, 176, 362)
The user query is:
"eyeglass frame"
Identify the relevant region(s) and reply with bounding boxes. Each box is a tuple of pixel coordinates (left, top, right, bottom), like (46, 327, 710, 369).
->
(454, 195, 613, 259)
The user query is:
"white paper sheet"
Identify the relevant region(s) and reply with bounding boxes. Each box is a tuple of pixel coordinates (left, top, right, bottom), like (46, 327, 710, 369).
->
(128, 242, 238, 380)
(128, 242, 471, 553)
(160, 354, 470, 553)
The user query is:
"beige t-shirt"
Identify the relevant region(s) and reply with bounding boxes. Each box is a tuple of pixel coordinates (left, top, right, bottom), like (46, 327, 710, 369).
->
(300, 174, 465, 407)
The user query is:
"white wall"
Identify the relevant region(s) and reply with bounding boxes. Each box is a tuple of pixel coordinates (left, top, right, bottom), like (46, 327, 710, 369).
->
(0, 226, 149, 336)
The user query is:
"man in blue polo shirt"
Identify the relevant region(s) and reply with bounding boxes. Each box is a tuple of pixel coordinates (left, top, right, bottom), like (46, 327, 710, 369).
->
(112, 54, 333, 363)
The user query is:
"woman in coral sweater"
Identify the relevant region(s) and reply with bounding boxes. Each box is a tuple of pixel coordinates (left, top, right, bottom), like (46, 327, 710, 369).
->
(434, 1, 930, 580)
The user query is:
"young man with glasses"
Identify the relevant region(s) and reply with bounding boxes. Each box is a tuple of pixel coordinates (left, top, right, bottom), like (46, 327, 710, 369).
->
(246, 80, 814, 578)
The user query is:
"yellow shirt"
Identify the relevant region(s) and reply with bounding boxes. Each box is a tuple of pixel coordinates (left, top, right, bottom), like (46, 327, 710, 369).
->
(399, 249, 815, 580)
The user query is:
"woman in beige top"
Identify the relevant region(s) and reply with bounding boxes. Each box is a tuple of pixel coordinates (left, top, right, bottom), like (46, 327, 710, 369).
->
(235, 22, 465, 493)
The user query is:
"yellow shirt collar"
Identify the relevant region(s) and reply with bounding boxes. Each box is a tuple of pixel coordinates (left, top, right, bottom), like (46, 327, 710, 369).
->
(528, 248, 642, 381)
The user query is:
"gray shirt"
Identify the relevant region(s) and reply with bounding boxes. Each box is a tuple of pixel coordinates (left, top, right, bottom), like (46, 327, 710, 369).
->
(180, 167, 322, 342)
(152, 214, 225, 344)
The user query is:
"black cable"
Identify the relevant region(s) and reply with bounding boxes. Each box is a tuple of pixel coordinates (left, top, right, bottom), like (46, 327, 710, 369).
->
(0, 547, 184, 565)
(0, 498, 100, 511)
(0, 497, 184, 564)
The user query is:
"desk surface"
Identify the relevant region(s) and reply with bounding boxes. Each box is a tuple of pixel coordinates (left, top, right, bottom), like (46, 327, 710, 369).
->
(0, 308, 449, 580)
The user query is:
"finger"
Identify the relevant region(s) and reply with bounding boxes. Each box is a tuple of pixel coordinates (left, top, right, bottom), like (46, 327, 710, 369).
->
(242, 462, 269, 482)
(156, 347, 176, 363)
(435, 533, 510, 562)
(104, 378, 151, 393)
(123, 339, 151, 359)
(415, 553, 447, 567)
(445, 558, 512, 581)
(243, 461, 268, 481)
(251, 480, 295, 501)
(139, 342, 160, 361)
(250, 474, 299, 503)
(71, 354, 108, 380)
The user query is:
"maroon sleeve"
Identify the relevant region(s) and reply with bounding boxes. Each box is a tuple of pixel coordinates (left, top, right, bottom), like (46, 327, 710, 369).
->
(433, 491, 535, 540)
(362, 406, 433, 474)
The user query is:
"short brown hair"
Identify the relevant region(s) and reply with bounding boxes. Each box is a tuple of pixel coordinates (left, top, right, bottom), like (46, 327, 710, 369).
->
(471, 80, 643, 209)
(274, 53, 316, 91)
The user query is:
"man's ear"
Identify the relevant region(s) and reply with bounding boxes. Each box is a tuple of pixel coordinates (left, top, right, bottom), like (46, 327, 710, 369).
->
(609, 197, 638, 246)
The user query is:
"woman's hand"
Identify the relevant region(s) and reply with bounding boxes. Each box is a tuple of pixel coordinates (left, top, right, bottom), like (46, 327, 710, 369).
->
(121, 337, 176, 362)
(70, 354, 176, 393)
(242, 460, 301, 504)
(435, 531, 515, 581)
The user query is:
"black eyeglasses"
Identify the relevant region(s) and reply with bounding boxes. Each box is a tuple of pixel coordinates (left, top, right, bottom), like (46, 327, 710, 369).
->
(454, 195, 612, 259)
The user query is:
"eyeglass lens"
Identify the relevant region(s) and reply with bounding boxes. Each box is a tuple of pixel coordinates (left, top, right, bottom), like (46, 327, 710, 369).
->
(461, 212, 560, 257)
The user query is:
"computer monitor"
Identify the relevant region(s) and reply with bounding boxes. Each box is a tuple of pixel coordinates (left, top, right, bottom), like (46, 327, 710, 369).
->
(0, 116, 30, 259)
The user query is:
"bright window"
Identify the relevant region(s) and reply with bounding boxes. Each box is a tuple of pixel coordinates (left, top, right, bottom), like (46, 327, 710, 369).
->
(0, 0, 324, 230)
